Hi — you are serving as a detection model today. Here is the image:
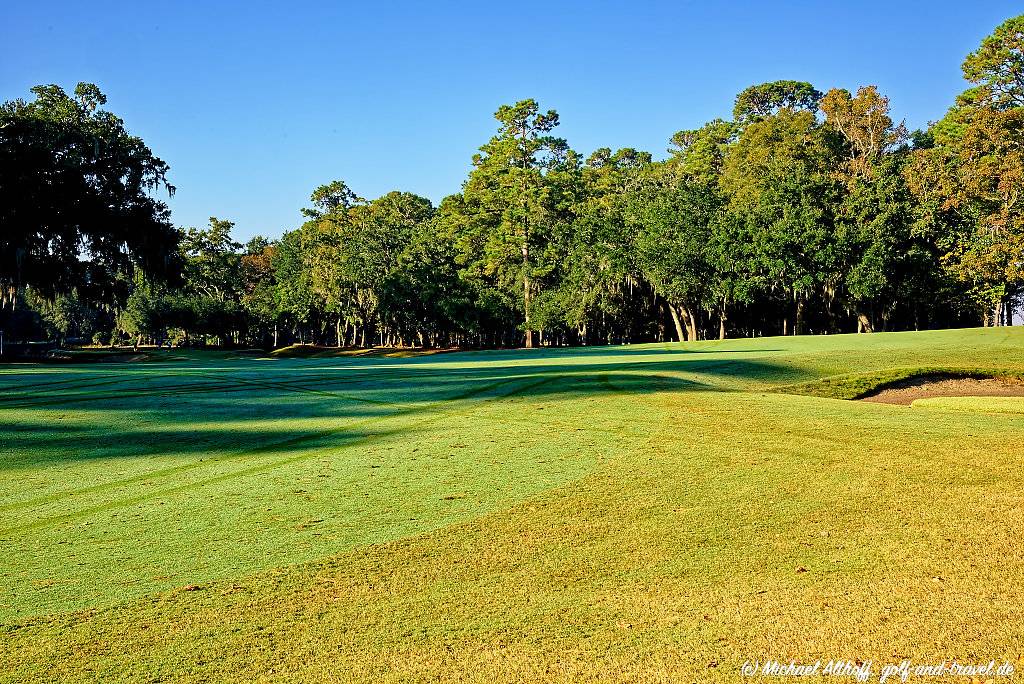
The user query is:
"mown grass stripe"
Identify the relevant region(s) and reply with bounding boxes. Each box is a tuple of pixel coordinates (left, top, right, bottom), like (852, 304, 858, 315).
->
(0, 374, 556, 526)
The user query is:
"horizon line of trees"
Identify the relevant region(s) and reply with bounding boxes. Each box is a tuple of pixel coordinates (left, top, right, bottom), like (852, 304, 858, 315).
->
(2, 15, 1022, 350)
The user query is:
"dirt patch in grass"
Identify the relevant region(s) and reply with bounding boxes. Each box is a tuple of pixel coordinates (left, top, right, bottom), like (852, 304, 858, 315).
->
(860, 375, 1024, 405)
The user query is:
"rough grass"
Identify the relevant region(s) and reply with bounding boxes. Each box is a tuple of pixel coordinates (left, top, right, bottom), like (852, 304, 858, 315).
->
(2, 327, 1024, 682)
(912, 395, 1024, 414)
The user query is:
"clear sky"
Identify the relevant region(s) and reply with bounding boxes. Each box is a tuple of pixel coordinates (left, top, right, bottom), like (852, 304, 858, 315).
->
(2, 1, 1020, 241)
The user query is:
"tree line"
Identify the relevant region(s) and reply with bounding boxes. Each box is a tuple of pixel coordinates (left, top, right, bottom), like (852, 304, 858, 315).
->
(1, 16, 1021, 349)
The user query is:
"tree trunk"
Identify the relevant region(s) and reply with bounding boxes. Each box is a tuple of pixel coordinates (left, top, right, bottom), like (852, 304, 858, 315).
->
(667, 303, 685, 343)
(857, 312, 874, 333)
(336, 316, 342, 347)
(273, 324, 278, 349)
(795, 297, 805, 335)
(684, 306, 698, 342)
(523, 241, 533, 348)
(718, 307, 727, 340)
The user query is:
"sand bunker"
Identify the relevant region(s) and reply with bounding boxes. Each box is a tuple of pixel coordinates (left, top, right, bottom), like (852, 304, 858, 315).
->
(860, 375, 1024, 405)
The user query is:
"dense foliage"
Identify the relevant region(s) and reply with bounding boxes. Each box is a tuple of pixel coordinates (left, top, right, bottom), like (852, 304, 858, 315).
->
(2, 16, 1022, 348)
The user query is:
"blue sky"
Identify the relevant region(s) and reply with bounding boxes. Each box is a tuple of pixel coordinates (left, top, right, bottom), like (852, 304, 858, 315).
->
(2, 1, 1020, 241)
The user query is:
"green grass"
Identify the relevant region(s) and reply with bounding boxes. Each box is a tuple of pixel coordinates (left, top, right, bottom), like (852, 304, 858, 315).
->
(912, 395, 1024, 414)
(2, 327, 1024, 681)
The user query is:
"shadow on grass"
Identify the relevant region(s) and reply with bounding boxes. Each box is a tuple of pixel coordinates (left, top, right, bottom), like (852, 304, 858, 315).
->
(0, 352, 814, 471)
(0, 351, 819, 534)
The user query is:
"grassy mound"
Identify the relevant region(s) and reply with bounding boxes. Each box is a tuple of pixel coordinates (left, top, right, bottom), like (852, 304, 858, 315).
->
(270, 344, 459, 359)
(776, 366, 1024, 400)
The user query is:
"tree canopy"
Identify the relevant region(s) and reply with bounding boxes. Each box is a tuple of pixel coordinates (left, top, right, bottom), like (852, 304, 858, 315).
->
(0, 83, 178, 301)
(3, 15, 1022, 349)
